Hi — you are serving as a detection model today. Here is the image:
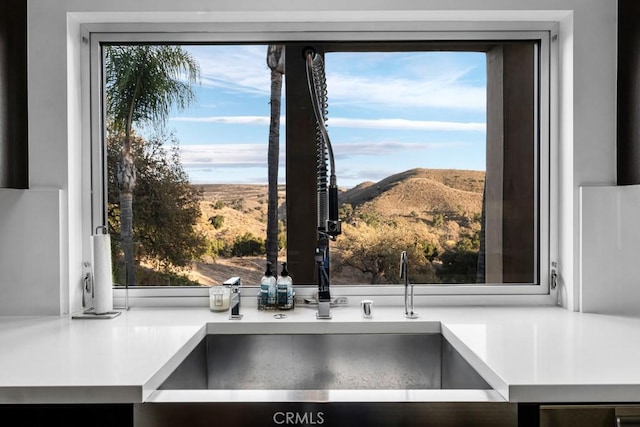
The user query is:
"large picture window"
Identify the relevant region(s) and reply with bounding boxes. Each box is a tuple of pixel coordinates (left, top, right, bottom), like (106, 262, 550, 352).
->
(90, 29, 552, 296)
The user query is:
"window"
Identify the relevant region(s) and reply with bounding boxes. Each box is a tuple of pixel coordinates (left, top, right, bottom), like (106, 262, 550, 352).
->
(287, 42, 543, 287)
(89, 27, 553, 298)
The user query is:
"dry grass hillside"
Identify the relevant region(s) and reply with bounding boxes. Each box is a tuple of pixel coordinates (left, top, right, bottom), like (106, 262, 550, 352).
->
(188, 184, 284, 285)
(340, 168, 484, 215)
(186, 169, 485, 285)
(195, 183, 285, 239)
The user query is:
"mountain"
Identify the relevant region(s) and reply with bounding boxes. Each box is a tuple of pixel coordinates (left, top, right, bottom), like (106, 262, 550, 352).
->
(195, 169, 486, 240)
(340, 168, 485, 217)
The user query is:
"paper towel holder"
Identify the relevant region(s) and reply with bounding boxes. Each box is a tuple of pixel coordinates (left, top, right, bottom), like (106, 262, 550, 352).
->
(95, 225, 132, 312)
(72, 225, 122, 320)
(96, 225, 130, 312)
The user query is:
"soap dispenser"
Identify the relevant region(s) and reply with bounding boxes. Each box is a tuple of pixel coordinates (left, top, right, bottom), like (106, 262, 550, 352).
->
(260, 262, 277, 308)
(276, 262, 294, 309)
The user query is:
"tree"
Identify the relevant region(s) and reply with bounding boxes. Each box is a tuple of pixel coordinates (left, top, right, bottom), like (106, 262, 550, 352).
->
(231, 232, 266, 257)
(107, 132, 207, 278)
(105, 45, 200, 286)
(438, 231, 481, 284)
(339, 203, 354, 222)
(266, 45, 285, 268)
(334, 221, 437, 284)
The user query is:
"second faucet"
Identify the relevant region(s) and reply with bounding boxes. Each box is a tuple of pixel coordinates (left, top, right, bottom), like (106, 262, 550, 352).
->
(400, 251, 418, 319)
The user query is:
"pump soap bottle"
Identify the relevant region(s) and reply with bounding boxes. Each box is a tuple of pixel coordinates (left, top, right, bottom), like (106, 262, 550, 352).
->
(260, 262, 276, 308)
(276, 262, 294, 309)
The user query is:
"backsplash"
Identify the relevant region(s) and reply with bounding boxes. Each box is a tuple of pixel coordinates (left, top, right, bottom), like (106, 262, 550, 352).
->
(580, 184, 640, 315)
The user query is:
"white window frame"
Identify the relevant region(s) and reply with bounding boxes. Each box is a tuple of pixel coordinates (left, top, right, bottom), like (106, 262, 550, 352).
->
(84, 21, 558, 307)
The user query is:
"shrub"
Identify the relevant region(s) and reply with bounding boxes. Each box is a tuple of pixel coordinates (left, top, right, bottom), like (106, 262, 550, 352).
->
(339, 203, 354, 220)
(212, 200, 226, 209)
(231, 198, 245, 210)
(231, 232, 266, 257)
(358, 211, 381, 227)
(208, 215, 225, 229)
(207, 238, 230, 258)
(433, 213, 445, 228)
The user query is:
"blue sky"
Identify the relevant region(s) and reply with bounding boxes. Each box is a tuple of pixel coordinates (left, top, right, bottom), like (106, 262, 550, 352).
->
(164, 45, 486, 188)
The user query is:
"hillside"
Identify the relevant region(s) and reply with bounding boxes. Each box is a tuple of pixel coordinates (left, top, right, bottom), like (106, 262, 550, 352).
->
(340, 168, 484, 213)
(195, 183, 285, 241)
(186, 169, 486, 285)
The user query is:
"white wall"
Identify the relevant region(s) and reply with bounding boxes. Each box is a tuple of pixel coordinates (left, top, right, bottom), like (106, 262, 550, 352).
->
(0, 189, 63, 315)
(4, 0, 616, 315)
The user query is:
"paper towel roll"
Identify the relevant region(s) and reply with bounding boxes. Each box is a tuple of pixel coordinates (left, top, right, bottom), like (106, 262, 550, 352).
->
(92, 232, 114, 314)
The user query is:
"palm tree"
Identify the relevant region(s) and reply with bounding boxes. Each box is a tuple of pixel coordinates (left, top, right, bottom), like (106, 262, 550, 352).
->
(266, 45, 285, 268)
(105, 45, 200, 286)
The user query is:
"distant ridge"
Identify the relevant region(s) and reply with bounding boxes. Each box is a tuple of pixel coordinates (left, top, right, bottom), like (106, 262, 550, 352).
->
(194, 168, 486, 224)
(340, 168, 485, 216)
(189, 168, 485, 285)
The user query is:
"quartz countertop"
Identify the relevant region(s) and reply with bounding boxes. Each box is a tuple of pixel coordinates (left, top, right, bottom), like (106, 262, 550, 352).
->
(1, 305, 640, 404)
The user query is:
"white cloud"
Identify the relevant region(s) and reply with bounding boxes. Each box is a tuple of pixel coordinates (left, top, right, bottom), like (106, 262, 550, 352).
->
(179, 143, 281, 169)
(171, 115, 485, 132)
(325, 51, 486, 111)
(333, 141, 466, 159)
(327, 117, 484, 132)
(183, 46, 486, 110)
(178, 139, 467, 169)
(185, 45, 270, 96)
(327, 72, 486, 111)
(180, 142, 284, 184)
(178, 140, 478, 185)
(172, 116, 271, 125)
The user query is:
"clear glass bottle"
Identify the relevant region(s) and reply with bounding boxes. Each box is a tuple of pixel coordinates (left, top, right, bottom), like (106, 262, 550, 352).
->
(260, 262, 276, 308)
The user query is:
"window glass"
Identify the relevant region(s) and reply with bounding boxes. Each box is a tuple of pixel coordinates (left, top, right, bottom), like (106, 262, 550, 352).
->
(104, 44, 283, 286)
(284, 42, 539, 286)
(101, 40, 540, 288)
(325, 50, 487, 285)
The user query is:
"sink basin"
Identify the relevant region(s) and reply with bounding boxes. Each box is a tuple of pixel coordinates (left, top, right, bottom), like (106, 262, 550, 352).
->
(159, 333, 490, 391)
(138, 332, 515, 427)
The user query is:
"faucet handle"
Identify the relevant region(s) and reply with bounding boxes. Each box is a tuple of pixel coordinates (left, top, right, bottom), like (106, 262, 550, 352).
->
(224, 277, 242, 287)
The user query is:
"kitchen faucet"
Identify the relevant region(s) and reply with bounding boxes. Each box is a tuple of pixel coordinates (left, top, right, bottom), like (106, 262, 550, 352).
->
(400, 251, 418, 319)
(226, 276, 243, 320)
(305, 47, 341, 319)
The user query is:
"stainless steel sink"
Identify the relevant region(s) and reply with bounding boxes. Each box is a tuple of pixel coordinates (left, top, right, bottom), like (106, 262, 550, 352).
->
(159, 333, 490, 391)
(138, 332, 517, 427)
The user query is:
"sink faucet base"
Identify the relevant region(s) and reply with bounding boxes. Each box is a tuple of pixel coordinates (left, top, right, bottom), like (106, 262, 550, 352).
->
(226, 276, 243, 320)
(316, 301, 332, 319)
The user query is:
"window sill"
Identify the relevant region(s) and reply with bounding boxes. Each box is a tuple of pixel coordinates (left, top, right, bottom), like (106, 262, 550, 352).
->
(112, 285, 558, 309)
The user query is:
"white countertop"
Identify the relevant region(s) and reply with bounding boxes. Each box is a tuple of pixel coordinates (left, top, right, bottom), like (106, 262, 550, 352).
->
(1, 305, 640, 404)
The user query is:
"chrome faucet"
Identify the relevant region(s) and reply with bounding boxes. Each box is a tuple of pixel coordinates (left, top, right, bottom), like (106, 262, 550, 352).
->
(226, 276, 243, 320)
(400, 251, 418, 319)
